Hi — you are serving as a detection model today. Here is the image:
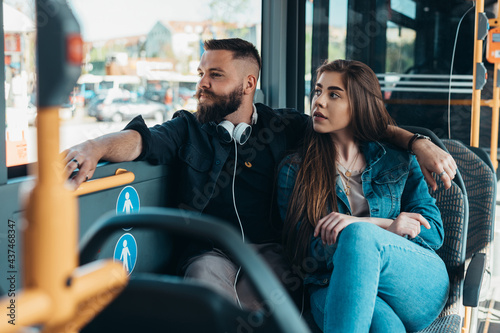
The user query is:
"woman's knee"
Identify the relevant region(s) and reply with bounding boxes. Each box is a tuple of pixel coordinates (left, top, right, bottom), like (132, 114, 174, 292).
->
(332, 223, 383, 269)
(337, 222, 380, 247)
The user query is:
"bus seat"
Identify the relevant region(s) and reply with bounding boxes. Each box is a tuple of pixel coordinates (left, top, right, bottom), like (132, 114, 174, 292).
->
(400, 127, 490, 333)
(79, 208, 311, 333)
(81, 273, 247, 333)
(441, 139, 497, 332)
(463, 145, 496, 173)
(442, 139, 496, 260)
(413, 171, 468, 333)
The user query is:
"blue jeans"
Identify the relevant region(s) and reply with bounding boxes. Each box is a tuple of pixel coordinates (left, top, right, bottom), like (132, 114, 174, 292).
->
(309, 223, 449, 333)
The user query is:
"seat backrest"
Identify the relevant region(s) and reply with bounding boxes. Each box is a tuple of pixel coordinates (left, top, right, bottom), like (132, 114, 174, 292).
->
(441, 139, 497, 260)
(430, 173, 468, 316)
(401, 126, 469, 318)
(79, 208, 311, 333)
(82, 273, 248, 333)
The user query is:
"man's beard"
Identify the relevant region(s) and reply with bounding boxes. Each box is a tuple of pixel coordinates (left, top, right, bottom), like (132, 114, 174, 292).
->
(196, 85, 244, 124)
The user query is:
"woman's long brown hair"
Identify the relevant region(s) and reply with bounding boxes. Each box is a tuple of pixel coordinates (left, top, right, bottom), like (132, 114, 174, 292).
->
(283, 60, 395, 269)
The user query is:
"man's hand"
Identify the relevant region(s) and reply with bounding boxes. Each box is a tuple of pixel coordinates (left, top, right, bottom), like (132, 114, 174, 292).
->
(412, 139, 457, 191)
(387, 212, 430, 239)
(62, 139, 102, 189)
(61, 130, 143, 190)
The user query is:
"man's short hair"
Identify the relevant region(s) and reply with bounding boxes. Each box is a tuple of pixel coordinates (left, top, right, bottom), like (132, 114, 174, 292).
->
(204, 38, 261, 71)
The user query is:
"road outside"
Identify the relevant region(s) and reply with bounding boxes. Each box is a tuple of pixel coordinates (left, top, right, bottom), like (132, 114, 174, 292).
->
(24, 110, 161, 164)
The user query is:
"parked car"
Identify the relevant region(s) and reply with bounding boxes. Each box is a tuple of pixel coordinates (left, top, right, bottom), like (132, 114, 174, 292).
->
(89, 95, 171, 123)
(178, 87, 196, 100)
(27, 94, 76, 126)
(87, 88, 133, 117)
(86, 95, 106, 118)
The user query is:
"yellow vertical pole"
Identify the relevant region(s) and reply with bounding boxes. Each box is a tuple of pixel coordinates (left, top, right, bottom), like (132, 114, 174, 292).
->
(23, 107, 79, 328)
(462, 306, 472, 333)
(471, 0, 485, 147)
(0, 1, 128, 331)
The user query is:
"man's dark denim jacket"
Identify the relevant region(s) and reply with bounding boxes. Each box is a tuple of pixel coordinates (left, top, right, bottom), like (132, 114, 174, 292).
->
(277, 141, 444, 286)
(124, 102, 308, 218)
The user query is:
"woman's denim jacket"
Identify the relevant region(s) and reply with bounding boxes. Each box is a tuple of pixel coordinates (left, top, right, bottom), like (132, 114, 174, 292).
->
(277, 141, 444, 286)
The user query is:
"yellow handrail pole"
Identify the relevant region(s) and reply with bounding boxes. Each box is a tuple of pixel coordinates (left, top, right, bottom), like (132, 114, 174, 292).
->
(471, 0, 485, 147)
(21, 108, 129, 332)
(0, 290, 51, 331)
(52, 261, 128, 333)
(24, 107, 79, 329)
(74, 168, 135, 196)
(0, 1, 129, 332)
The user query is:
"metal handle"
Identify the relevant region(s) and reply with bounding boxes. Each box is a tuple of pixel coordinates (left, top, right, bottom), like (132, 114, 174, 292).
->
(75, 168, 135, 196)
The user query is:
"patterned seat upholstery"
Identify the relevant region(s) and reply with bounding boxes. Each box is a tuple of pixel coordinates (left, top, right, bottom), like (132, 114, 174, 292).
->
(400, 127, 469, 333)
(414, 175, 468, 333)
(441, 139, 497, 260)
(441, 140, 497, 333)
(412, 136, 496, 333)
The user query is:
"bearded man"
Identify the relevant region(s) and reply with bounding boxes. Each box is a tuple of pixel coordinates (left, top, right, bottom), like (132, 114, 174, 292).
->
(63, 38, 457, 310)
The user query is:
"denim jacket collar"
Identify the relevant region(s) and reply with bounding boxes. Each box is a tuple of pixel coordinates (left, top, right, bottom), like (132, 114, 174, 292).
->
(360, 141, 386, 172)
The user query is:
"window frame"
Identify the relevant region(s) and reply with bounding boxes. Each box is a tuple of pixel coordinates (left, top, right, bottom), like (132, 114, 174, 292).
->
(1, 2, 9, 184)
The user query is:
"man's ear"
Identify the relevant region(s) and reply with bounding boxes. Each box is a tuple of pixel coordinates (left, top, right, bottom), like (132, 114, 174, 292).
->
(244, 74, 257, 95)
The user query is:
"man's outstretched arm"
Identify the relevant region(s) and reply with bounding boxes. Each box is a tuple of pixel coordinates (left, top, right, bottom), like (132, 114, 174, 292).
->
(62, 130, 142, 189)
(386, 125, 457, 190)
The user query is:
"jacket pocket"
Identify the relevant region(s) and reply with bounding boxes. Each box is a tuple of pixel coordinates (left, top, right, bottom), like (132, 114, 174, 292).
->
(372, 163, 408, 185)
(179, 144, 211, 172)
(372, 164, 409, 215)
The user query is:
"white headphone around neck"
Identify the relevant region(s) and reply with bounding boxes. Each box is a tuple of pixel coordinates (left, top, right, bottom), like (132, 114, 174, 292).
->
(216, 106, 258, 145)
(216, 121, 252, 145)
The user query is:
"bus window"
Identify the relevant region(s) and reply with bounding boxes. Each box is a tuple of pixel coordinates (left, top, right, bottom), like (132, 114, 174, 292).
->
(385, 23, 416, 77)
(305, 0, 497, 148)
(304, 0, 348, 115)
(4, 1, 36, 167)
(5, 0, 262, 173)
(67, 0, 261, 149)
(383, 1, 478, 145)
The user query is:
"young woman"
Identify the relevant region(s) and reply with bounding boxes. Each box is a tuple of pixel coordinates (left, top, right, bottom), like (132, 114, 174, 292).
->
(277, 60, 449, 332)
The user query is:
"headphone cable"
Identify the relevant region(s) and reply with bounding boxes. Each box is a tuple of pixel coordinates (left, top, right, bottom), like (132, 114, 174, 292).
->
(232, 139, 245, 309)
(447, 1, 475, 139)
